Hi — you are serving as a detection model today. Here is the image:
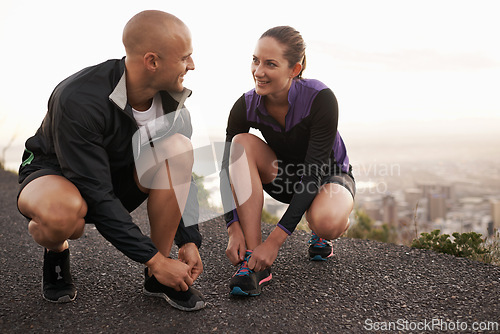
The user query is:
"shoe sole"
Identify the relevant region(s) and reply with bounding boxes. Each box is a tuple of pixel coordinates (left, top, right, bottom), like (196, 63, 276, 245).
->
(42, 291, 77, 303)
(230, 286, 260, 296)
(230, 274, 272, 297)
(143, 288, 206, 312)
(309, 246, 334, 261)
(41, 282, 77, 303)
(309, 250, 334, 261)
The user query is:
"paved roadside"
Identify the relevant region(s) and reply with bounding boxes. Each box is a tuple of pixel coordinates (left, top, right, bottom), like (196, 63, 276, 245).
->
(1, 169, 499, 333)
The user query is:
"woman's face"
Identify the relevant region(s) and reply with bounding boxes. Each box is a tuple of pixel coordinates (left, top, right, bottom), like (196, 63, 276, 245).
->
(251, 37, 297, 98)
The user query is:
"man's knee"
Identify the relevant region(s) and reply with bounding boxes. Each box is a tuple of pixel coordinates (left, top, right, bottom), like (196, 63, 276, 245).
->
(136, 134, 194, 190)
(35, 194, 87, 239)
(156, 133, 194, 167)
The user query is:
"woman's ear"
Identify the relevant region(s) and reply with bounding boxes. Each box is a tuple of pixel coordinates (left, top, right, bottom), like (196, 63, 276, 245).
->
(291, 62, 302, 78)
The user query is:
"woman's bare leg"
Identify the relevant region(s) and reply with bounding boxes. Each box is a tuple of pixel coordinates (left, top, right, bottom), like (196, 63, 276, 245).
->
(229, 133, 278, 250)
(305, 183, 353, 240)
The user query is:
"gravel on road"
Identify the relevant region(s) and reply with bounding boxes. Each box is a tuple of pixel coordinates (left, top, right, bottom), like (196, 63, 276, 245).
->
(1, 169, 499, 333)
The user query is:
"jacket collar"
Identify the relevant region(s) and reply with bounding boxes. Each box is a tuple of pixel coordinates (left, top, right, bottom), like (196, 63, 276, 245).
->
(254, 79, 298, 115)
(109, 69, 192, 111)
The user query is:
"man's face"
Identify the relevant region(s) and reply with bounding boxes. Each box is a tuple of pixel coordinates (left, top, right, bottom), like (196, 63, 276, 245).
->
(158, 26, 195, 93)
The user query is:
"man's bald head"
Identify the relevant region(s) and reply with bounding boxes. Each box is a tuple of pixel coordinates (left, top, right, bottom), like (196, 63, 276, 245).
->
(122, 10, 188, 57)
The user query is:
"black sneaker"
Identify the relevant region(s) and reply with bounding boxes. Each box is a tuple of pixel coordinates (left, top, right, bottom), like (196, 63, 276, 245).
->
(42, 248, 77, 303)
(143, 268, 206, 311)
(229, 250, 272, 296)
(308, 231, 333, 261)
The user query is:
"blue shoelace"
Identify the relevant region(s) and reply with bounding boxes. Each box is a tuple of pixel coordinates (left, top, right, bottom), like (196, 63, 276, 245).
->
(308, 231, 330, 248)
(234, 251, 253, 277)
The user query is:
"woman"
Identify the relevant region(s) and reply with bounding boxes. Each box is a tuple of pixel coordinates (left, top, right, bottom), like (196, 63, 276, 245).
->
(220, 26, 355, 296)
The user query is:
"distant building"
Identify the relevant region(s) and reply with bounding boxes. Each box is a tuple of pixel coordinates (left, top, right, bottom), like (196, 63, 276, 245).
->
(491, 199, 500, 231)
(382, 194, 397, 226)
(417, 183, 452, 201)
(361, 197, 382, 221)
(429, 193, 447, 221)
(417, 183, 451, 222)
(405, 188, 422, 211)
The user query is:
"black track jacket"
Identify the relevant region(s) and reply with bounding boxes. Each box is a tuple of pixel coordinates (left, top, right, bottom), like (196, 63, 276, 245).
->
(21, 58, 202, 263)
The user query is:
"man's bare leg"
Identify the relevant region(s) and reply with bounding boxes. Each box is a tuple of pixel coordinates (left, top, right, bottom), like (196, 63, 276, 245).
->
(17, 174, 87, 302)
(18, 175, 87, 251)
(135, 134, 194, 257)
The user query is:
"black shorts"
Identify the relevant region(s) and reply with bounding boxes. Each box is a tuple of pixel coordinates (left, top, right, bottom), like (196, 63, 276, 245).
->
(17, 149, 148, 221)
(262, 160, 356, 204)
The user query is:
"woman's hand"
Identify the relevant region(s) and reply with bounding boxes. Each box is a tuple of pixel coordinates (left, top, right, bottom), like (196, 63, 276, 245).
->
(247, 227, 288, 272)
(225, 222, 247, 265)
(247, 240, 279, 272)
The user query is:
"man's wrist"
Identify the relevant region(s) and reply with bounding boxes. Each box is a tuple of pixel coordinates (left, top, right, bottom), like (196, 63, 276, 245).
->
(179, 241, 198, 249)
(179, 242, 197, 249)
(144, 251, 162, 273)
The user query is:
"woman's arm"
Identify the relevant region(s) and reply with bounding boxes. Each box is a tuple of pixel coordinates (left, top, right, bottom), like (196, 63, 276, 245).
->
(220, 95, 250, 228)
(275, 88, 339, 235)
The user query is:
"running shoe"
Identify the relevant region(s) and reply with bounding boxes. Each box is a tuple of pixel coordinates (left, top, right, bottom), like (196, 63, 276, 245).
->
(308, 231, 333, 261)
(229, 250, 272, 296)
(42, 248, 77, 303)
(143, 268, 206, 311)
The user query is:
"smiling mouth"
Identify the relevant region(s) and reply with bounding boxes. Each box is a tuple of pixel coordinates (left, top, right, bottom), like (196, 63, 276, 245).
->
(256, 79, 270, 85)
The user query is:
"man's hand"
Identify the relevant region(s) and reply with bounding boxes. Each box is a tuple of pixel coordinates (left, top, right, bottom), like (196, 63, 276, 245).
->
(145, 252, 193, 291)
(178, 242, 203, 282)
(225, 222, 247, 265)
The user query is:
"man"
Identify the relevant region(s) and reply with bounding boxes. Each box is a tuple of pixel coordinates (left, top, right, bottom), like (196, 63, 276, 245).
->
(16, 10, 205, 311)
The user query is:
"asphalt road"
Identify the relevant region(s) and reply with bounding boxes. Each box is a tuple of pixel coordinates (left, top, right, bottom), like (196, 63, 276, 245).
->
(1, 168, 499, 333)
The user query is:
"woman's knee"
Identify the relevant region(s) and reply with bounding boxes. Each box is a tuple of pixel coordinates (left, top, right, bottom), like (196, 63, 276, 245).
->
(230, 133, 253, 161)
(230, 133, 265, 157)
(230, 133, 277, 182)
(232, 133, 259, 145)
(307, 211, 350, 240)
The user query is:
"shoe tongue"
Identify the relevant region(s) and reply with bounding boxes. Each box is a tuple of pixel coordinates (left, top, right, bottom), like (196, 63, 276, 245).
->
(244, 250, 253, 262)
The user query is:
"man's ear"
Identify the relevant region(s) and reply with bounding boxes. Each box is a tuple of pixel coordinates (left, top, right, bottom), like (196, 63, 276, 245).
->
(291, 62, 302, 78)
(144, 52, 159, 72)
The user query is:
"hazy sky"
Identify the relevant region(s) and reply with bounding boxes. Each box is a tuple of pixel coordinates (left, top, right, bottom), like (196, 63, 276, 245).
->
(1, 0, 499, 169)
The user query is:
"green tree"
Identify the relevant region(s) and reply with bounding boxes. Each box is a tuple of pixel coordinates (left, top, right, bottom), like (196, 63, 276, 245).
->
(411, 229, 491, 261)
(261, 208, 279, 225)
(192, 173, 211, 208)
(346, 208, 397, 243)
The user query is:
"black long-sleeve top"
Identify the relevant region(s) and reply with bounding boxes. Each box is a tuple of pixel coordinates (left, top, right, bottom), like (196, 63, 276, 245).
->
(220, 79, 350, 235)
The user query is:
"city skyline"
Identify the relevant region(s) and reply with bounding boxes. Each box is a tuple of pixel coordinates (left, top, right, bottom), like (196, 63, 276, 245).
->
(1, 1, 499, 171)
